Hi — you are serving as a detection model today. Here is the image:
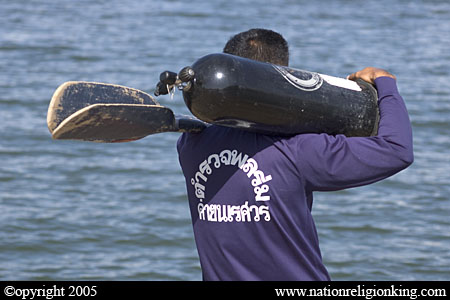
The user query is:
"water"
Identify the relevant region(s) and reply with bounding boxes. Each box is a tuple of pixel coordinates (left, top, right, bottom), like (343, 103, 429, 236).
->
(1, 0, 449, 281)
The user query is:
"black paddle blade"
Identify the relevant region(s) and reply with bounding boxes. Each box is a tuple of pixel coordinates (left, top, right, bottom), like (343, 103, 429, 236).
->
(52, 104, 176, 143)
(47, 81, 159, 133)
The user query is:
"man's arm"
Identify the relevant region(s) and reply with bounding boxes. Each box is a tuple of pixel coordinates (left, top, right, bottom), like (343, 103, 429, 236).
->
(289, 68, 413, 191)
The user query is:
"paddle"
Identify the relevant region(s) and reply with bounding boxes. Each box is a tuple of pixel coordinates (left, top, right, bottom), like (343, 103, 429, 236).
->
(47, 81, 208, 143)
(51, 103, 207, 142)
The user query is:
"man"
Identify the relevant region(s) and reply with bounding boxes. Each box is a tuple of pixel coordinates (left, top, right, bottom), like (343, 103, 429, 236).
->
(177, 28, 413, 280)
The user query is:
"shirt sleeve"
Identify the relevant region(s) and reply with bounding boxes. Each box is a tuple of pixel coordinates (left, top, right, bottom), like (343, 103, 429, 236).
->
(289, 77, 414, 192)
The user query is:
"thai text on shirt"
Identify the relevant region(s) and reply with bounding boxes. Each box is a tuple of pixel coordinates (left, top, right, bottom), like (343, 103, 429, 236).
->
(190, 149, 272, 222)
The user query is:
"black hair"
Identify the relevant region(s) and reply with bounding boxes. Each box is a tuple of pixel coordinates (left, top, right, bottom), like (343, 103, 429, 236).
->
(223, 28, 289, 66)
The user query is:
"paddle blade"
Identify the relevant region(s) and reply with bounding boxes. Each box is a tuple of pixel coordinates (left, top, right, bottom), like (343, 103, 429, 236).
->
(52, 104, 176, 143)
(47, 81, 158, 133)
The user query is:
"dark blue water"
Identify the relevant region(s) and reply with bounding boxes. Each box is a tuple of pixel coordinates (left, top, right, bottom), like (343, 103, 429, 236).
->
(1, 0, 449, 280)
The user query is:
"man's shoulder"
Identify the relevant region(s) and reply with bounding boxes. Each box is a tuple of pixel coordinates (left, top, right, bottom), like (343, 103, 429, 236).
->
(178, 125, 325, 146)
(180, 125, 244, 140)
(177, 125, 230, 150)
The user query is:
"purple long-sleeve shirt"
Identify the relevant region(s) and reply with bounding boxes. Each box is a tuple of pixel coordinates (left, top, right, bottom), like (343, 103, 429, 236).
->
(177, 77, 413, 281)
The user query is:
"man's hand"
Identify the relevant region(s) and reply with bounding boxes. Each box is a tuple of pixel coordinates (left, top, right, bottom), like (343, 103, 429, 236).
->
(347, 67, 396, 84)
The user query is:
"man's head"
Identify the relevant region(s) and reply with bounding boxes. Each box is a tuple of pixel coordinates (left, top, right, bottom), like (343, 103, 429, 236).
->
(223, 28, 289, 66)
